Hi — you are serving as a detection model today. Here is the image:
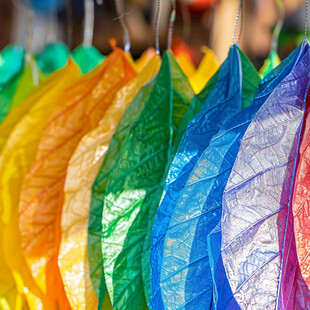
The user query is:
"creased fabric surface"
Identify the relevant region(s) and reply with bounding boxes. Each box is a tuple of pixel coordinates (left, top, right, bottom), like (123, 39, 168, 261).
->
(59, 55, 160, 310)
(155, 46, 260, 310)
(18, 48, 136, 309)
(206, 42, 302, 310)
(221, 40, 310, 310)
(0, 62, 81, 310)
(89, 50, 194, 310)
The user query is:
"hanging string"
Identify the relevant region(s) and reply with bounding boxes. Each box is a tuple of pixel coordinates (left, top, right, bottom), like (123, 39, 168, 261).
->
(115, 0, 131, 52)
(231, 0, 243, 46)
(83, 0, 95, 46)
(306, 0, 309, 39)
(271, 0, 285, 53)
(167, 0, 176, 50)
(155, 0, 162, 54)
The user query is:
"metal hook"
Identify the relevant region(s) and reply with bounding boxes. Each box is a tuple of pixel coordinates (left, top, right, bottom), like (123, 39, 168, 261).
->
(167, 0, 176, 50)
(231, 0, 243, 46)
(83, 0, 95, 46)
(115, 0, 131, 52)
(271, 0, 284, 53)
(155, 0, 162, 55)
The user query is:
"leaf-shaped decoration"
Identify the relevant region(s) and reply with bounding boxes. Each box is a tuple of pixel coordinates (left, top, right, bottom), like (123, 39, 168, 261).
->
(259, 51, 281, 78)
(59, 55, 160, 310)
(89, 50, 194, 310)
(88, 80, 154, 310)
(71, 45, 105, 74)
(189, 46, 219, 94)
(18, 48, 136, 308)
(156, 46, 260, 310)
(35, 42, 69, 75)
(0, 63, 74, 155)
(0, 62, 81, 309)
(141, 52, 220, 309)
(135, 48, 157, 72)
(206, 44, 304, 310)
(0, 45, 24, 91)
(221, 40, 310, 309)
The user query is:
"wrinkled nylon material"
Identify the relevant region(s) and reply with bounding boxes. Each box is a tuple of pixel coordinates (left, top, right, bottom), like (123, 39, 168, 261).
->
(206, 43, 302, 310)
(18, 49, 136, 309)
(59, 55, 160, 310)
(221, 40, 310, 309)
(89, 50, 194, 310)
(0, 62, 81, 310)
(150, 46, 260, 310)
(155, 46, 260, 310)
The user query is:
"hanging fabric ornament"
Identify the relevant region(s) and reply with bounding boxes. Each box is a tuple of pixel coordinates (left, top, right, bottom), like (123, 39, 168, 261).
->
(220, 40, 310, 310)
(0, 45, 25, 92)
(0, 61, 81, 310)
(151, 44, 260, 310)
(59, 54, 160, 310)
(207, 43, 301, 310)
(189, 46, 219, 94)
(36, 42, 69, 75)
(18, 44, 136, 309)
(89, 50, 195, 310)
(71, 45, 105, 74)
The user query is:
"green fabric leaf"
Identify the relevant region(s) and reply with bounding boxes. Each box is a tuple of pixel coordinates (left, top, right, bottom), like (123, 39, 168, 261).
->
(89, 50, 195, 310)
(36, 42, 69, 75)
(141, 45, 261, 307)
(71, 45, 105, 74)
(0, 45, 24, 92)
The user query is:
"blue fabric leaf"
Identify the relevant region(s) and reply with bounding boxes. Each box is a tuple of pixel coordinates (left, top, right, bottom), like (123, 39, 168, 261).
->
(221, 40, 310, 309)
(159, 41, 307, 310)
(150, 45, 242, 310)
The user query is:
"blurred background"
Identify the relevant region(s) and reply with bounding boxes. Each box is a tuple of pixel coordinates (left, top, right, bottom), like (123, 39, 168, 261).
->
(0, 0, 308, 68)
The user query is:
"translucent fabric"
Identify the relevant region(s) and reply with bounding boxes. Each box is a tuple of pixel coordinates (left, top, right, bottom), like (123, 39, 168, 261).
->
(59, 55, 160, 310)
(35, 42, 69, 75)
(18, 48, 136, 309)
(154, 45, 260, 310)
(89, 50, 194, 310)
(71, 45, 105, 74)
(0, 62, 81, 310)
(221, 40, 310, 309)
(142, 59, 220, 308)
(259, 50, 281, 78)
(207, 43, 302, 310)
(189, 46, 219, 94)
